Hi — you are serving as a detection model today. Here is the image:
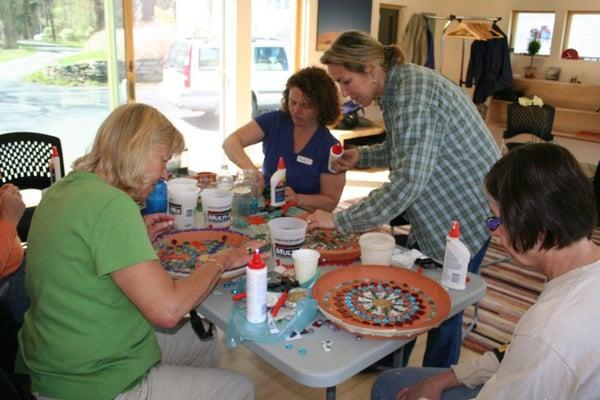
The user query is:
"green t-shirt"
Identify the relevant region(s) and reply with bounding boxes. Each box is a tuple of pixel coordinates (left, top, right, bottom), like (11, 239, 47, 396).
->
(16, 171, 161, 400)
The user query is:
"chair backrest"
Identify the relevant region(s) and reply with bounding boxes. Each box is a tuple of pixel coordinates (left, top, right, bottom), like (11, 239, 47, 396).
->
(0, 132, 64, 190)
(503, 103, 555, 142)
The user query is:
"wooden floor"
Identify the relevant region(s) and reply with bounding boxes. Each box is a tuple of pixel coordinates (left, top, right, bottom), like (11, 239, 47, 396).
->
(218, 331, 480, 400)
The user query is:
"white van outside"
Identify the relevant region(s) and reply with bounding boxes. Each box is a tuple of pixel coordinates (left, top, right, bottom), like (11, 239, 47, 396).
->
(159, 38, 290, 116)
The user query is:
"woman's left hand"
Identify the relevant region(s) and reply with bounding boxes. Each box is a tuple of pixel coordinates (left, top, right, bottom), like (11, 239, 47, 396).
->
(305, 209, 336, 231)
(285, 186, 298, 205)
(215, 239, 267, 271)
(143, 213, 174, 241)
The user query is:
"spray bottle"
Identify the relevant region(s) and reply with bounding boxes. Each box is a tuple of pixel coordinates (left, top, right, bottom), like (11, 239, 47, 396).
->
(49, 146, 62, 184)
(327, 143, 344, 173)
(246, 249, 267, 324)
(441, 220, 471, 290)
(270, 157, 286, 207)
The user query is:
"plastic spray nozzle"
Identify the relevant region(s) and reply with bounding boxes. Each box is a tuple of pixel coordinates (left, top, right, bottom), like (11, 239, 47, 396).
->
(248, 249, 265, 269)
(448, 221, 461, 238)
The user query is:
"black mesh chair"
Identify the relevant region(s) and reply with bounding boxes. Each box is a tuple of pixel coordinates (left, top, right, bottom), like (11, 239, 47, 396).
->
(501, 103, 555, 154)
(0, 132, 64, 241)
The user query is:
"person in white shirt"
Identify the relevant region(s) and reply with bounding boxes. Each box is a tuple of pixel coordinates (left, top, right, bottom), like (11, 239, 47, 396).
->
(372, 143, 600, 400)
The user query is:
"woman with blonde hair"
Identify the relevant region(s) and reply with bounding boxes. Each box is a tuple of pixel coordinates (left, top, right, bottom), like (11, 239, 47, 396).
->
(308, 31, 500, 368)
(17, 103, 261, 400)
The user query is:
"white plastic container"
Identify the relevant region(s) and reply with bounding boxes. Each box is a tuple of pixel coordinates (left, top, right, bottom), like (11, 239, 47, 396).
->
(327, 143, 344, 173)
(167, 185, 200, 229)
(268, 217, 308, 268)
(441, 221, 471, 290)
(246, 250, 267, 324)
(270, 157, 286, 207)
(359, 232, 395, 265)
(200, 188, 233, 228)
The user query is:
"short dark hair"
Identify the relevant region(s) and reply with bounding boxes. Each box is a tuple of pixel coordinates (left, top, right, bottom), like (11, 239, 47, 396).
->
(281, 66, 341, 126)
(485, 143, 597, 252)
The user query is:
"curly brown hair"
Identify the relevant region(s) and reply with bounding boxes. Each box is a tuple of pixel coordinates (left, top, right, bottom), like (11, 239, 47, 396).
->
(281, 66, 341, 126)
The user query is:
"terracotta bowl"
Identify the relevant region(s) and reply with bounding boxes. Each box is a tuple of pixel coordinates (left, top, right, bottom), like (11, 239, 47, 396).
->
(312, 265, 451, 339)
(195, 171, 217, 188)
(153, 228, 251, 280)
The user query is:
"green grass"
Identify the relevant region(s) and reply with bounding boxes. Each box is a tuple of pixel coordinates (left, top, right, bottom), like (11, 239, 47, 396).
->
(57, 49, 106, 65)
(0, 47, 37, 63)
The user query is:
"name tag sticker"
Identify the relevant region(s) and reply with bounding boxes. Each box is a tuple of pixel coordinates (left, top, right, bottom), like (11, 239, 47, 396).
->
(296, 155, 313, 166)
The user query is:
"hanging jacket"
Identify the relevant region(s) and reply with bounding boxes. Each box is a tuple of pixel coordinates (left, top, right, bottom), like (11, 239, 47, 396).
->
(401, 14, 429, 66)
(465, 23, 513, 104)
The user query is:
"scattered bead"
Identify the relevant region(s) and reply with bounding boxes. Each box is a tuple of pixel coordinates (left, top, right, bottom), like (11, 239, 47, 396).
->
(298, 348, 307, 355)
(285, 343, 293, 350)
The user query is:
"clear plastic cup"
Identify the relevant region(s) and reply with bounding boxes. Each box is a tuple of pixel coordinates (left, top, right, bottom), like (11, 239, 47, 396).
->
(292, 248, 320, 284)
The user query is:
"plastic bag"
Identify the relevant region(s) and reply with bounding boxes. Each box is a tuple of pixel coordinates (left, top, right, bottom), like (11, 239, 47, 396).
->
(226, 295, 318, 348)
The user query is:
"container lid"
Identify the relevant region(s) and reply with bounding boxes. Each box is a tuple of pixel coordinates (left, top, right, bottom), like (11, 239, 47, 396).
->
(331, 143, 343, 155)
(277, 156, 286, 169)
(448, 221, 461, 238)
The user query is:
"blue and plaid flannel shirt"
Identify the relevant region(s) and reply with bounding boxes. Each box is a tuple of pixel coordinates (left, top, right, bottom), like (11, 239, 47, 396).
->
(334, 63, 500, 261)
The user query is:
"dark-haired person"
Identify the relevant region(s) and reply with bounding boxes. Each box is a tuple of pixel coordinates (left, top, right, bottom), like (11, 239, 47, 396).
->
(308, 31, 499, 367)
(17, 103, 262, 400)
(372, 143, 600, 400)
(223, 66, 344, 211)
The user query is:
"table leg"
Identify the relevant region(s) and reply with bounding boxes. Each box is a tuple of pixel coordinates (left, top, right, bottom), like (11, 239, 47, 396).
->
(392, 347, 404, 368)
(326, 386, 336, 400)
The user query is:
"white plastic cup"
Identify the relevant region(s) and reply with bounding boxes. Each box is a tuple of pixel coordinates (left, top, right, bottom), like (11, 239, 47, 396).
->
(292, 248, 320, 284)
(200, 188, 233, 228)
(359, 232, 396, 265)
(268, 217, 308, 267)
(168, 185, 201, 229)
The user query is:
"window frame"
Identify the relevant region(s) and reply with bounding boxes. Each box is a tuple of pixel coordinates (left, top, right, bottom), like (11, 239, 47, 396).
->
(563, 10, 600, 61)
(510, 10, 556, 56)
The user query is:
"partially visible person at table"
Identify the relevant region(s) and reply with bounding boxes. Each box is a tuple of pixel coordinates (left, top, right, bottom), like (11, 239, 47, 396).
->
(17, 103, 261, 400)
(223, 66, 344, 211)
(371, 143, 600, 400)
(310, 30, 499, 368)
(0, 183, 29, 326)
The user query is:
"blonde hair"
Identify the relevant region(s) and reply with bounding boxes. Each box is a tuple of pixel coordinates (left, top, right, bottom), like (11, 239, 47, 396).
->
(320, 30, 405, 73)
(73, 103, 185, 195)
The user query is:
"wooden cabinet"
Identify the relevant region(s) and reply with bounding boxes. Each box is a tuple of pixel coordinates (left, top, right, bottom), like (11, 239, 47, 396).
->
(486, 77, 600, 166)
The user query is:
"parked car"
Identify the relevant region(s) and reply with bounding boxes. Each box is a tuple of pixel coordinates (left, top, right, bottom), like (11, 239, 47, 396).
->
(159, 38, 290, 116)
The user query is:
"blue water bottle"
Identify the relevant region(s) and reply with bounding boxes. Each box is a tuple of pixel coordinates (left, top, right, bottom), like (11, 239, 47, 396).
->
(145, 180, 168, 214)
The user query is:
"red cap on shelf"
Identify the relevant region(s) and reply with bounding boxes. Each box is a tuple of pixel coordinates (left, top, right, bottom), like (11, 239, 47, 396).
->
(448, 221, 461, 238)
(331, 143, 343, 155)
(248, 249, 265, 270)
(277, 156, 285, 170)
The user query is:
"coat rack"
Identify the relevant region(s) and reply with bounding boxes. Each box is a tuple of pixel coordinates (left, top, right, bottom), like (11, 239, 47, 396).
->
(423, 14, 502, 85)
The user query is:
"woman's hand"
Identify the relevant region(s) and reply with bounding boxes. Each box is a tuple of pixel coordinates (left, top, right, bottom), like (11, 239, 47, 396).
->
(0, 184, 26, 224)
(214, 239, 267, 272)
(143, 213, 174, 241)
(331, 148, 359, 172)
(305, 209, 336, 231)
(285, 186, 298, 205)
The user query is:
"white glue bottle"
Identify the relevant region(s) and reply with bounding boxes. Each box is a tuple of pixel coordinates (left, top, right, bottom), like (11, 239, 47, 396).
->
(246, 249, 267, 324)
(327, 143, 344, 173)
(441, 220, 471, 290)
(270, 156, 286, 207)
(49, 146, 62, 184)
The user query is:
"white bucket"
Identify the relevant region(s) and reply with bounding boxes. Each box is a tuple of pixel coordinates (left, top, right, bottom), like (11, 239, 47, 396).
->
(166, 177, 197, 187)
(359, 232, 396, 265)
(168, 185, 201, 230)
(268, 217, 308, 268)
(200, 188, 233, 228)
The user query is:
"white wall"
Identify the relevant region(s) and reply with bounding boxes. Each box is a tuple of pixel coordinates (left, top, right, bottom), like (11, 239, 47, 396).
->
(306, 0, 600, 86)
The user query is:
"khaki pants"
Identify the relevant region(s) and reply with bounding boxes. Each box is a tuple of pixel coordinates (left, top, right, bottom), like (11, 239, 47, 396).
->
(116, 320, 254, 400)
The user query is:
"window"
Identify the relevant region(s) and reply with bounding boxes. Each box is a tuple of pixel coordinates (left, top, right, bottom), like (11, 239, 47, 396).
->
(511, 11, 555, 55)
(565, 12, 600, 61)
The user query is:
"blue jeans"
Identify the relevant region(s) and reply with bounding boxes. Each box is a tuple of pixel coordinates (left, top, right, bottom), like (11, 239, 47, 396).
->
(401, 239, 490, 368)
(371, 367, 482, 400)
(0, 259, 30, 325)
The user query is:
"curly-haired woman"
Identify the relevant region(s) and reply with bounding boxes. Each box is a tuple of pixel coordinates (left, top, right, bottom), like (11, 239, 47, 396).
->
(223, 66, 344, 211)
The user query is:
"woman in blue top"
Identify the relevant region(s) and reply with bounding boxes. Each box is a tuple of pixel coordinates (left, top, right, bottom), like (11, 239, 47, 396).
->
(223, 66, 345, 211)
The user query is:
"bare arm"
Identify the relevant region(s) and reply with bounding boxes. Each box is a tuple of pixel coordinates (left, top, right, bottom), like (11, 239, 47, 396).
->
(223, 120, 265, 172)
(292, 172, 346, 212)
(396, 369, 463, 400)
(111, 239, 264, 328)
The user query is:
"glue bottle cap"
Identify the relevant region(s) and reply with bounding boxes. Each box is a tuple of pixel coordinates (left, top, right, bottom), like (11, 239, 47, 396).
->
(248, 249, 265, 269)
(448, 221, 461, 238)
(331, 143, 343, 155)
(277, 157, 285, 170)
